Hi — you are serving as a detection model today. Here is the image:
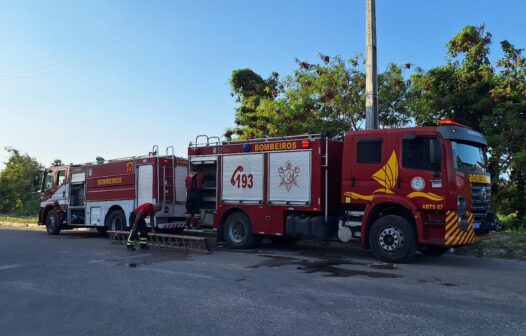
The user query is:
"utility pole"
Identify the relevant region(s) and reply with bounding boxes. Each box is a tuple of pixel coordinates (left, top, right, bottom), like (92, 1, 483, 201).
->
(365, 0, 378, 129)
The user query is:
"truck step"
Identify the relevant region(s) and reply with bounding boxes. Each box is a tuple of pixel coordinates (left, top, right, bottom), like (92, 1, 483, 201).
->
(108, 230, 212, 254)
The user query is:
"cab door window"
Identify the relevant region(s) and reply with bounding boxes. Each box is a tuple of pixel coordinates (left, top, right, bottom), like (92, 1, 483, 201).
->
(56, 170, 66, 185)
(402, 137, 441, 171)
(357, 138, 382, 164)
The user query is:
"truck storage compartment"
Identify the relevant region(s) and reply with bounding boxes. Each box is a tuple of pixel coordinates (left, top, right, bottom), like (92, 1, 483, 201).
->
(286, 214, 337, 238)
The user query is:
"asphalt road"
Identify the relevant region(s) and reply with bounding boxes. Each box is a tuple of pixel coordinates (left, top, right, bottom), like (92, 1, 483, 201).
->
(0, 227, 525, 336)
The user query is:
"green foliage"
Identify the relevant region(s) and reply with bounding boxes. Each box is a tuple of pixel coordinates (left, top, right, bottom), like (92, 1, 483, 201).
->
(409, 25, 494, 129)
(227, 69, 279, 139)
(228, 54, 411, 139)
(0, 148, 42, 216)
(499, 214, 526, 233)
(0, 215, 38, 224)
(484, 40, 526, 221)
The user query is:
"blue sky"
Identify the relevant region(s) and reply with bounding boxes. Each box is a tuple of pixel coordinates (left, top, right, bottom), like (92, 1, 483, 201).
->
(1, 0, 525, 169)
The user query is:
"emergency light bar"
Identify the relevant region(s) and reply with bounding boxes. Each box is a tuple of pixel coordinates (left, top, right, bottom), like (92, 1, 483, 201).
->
(438, 119, 468, 128)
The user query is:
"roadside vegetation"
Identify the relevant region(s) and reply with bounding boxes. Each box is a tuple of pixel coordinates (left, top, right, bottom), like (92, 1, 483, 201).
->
(0, 215, 38, 224)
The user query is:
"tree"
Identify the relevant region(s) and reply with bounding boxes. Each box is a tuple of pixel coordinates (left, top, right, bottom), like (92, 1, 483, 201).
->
(0, 148, 42, 215)
(227, 69, 279, 139)
(485, 40, 526, 221)
(409, 25, 494, 130)
(228, 54, 411, 139)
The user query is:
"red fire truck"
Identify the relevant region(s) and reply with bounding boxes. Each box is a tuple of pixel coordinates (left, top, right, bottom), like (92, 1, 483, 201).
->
(38, 146, 188, 235)
(187, 121, 495, 262)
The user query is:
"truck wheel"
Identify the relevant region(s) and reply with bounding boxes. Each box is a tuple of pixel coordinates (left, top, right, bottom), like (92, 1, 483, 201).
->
(224, 212, 255, 249)
(369, 215, 416, 263)
(419, 245, 448, 256)
(45, 210, 61, 235)
(269, 236, 300, 246)
(107, 210, 126, 231)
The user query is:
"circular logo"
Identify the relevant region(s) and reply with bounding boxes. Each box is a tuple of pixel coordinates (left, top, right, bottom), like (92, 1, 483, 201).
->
(411, 177, 425, 191)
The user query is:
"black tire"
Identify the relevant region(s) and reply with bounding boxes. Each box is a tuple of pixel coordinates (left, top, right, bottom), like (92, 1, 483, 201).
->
(269, 236, 301, 246)
(368, 215, 417, 263)
(223, 212, 255, 249)
(419, 245, 448, 256)
(106, 210, 126, 231)
(45, 210, 61, 235)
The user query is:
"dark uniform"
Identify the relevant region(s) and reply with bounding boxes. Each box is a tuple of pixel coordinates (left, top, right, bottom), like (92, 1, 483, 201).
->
(185, 172, 205, 228)
(127, 203, 155, 250)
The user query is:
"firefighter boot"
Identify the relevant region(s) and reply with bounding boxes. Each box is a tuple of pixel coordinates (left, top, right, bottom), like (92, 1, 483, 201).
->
(184, 213, 192, 229)
(192, 214, 201, 228)
(139, 237, 149, 249)
(127, 242, 136, 251)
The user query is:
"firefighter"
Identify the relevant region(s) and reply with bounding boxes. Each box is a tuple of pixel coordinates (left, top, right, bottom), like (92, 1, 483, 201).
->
(127, 202, 162, 251)
(185, 171, 206, 228)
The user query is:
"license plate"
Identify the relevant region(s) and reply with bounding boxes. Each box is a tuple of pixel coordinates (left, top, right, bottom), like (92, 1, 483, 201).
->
(473, 221, 481, 229)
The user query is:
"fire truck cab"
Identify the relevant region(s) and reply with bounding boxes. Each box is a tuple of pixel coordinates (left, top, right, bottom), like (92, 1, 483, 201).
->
(188, 122, 495, 262)
(38, 146, 188, 235)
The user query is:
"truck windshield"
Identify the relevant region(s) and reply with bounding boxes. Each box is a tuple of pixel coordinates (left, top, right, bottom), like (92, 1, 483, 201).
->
(451, 142, 487, 172)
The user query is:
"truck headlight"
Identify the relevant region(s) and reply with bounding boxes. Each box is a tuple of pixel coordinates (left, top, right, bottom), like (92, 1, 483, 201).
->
(457, 196, 466, 211)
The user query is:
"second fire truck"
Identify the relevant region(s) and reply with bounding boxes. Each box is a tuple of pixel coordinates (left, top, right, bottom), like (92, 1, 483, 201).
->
(38, 146, 188, 235)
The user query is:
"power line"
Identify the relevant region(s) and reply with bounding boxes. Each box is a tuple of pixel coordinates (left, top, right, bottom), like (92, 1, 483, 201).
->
(1, 0, 214, 81)
(0, 0, 179, 78)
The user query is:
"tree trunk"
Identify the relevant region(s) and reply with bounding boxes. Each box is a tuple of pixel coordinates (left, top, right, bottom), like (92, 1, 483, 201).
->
(516, 166, 525, 221)
(488, 153, 501, 210)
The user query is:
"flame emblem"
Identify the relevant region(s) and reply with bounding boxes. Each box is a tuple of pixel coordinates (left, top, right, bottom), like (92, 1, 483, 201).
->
(345, 151, 444, 202)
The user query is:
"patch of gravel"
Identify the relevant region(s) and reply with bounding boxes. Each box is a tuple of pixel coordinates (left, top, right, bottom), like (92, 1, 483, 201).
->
(454, 232, 526, 261)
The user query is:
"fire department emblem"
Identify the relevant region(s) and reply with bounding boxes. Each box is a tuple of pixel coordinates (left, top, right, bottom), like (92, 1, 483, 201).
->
(278, 161, 300, 192)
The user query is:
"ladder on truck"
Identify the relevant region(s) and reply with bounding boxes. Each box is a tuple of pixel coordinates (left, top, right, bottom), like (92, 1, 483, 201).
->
(108, 231, 212, 254)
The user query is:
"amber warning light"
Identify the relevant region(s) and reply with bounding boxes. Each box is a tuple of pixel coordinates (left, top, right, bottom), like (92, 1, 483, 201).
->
(438, 119, 468, 128)
(301, 140, 310, 148)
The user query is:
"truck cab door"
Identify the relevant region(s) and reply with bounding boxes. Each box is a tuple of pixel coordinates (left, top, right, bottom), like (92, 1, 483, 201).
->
(41, 170, 55, 203)
(51, 169, 68, 205)
(398, 134, 446, 210)
(347, 135, 387, 204)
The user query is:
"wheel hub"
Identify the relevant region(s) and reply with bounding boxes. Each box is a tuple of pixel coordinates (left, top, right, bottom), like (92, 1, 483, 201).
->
(48, 214, 55, 228)
(229, 222, 245, 243)
(378, 226, 405, 252)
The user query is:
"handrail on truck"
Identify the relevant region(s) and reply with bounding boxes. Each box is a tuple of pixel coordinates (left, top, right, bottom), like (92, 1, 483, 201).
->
(190, 133, 322, 147)
(166, 146, 174, 157)
(150, 145, 159, 156)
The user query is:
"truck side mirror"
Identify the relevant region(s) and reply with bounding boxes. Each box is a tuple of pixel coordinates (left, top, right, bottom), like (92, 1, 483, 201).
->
(34, 173, 42, 192)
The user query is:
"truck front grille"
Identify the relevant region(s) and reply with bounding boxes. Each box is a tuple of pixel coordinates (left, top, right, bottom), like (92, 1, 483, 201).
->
(471, 184, 491, 220)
